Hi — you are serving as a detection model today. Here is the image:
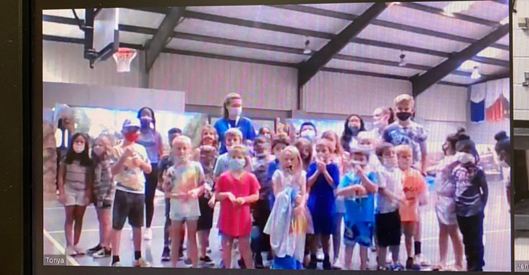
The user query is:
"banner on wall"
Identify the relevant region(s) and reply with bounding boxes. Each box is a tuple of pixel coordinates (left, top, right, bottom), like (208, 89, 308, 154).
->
(471, 78, 509, 123)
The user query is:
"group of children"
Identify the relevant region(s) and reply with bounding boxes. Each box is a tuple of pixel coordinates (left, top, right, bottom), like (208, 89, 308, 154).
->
(55, 94, 504, 271)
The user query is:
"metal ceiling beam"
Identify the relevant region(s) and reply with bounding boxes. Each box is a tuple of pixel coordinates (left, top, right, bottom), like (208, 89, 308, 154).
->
(42, 15, 500, 78)
(128, 8, 509, 68)
(144, 7, 185, 72)
(398, 2, 501, 27)
(43, 33, 473, 88)
(269, 4, 509, 51)
(298, 2, 388, 88)
(411, 24, 509, 97)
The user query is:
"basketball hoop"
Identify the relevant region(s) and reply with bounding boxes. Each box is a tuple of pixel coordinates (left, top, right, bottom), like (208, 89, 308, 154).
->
(112, 48, 137, 73)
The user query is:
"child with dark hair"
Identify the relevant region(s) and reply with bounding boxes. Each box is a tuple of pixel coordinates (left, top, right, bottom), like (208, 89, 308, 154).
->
(453, 135, 488, 271)
(494, 131, 511, 206)
(299, 122, 318, 143)
(58, 132, 93, 256)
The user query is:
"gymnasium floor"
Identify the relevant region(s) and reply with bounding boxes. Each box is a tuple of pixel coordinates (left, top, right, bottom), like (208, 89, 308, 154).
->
(43, 180, 511, 271)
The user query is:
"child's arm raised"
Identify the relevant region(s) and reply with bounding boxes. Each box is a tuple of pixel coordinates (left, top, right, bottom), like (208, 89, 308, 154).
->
(307, 163, 320, 188)
(111, 146, 133, 176)
(325, 163, 340, 189)
(357, 167, 378, 193)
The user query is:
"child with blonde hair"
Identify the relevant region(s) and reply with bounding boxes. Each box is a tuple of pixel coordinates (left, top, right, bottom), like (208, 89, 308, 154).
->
(265, 146, 313, 269)
(163, 135, 206, 268)
(216, 145, 260, 269)
(396, 145, 426, 271)
(307, 139, 340, 270)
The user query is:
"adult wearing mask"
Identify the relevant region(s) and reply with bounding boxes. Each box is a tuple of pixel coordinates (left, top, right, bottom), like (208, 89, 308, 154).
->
(214, 93, 257, 155)
(299, 122, 318, 143)
(494, 131, 511, 207)
(136, 107, 164, 241)
(370, 107, 395, 145)
(340, 114, 366, 153)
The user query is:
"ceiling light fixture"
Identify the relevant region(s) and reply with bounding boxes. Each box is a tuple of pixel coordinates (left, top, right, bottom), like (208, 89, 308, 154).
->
(399, 50, 407, 67)
(303, 38, 312, 54)
(471, 66, 481, 79)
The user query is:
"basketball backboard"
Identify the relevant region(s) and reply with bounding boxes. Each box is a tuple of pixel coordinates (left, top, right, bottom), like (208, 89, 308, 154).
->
(84, 8, 120, 67)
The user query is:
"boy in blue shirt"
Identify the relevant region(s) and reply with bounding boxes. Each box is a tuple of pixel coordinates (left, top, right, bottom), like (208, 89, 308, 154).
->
(382, 94, 429, 266)
(336, 145, 378, 271)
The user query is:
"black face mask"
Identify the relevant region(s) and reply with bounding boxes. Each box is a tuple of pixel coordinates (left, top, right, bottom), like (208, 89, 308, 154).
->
(396, 112, 412, 121)
(348, 126, 360, 136)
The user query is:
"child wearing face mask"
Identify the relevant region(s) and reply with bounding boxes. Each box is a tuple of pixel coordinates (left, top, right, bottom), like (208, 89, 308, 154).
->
(494, 131, 511, 207)
(452, 135, 488, 271)
(108, 118, 152, 267)
(374, 143, 404, 271)
(396, 145, 426, 271)
(264, 146, 313, 269)
(214, 128, 249, 180)
(58, 132, 93, 257)
(193, 125, 219, 266)
(426, 129, 464, 271)
(383, 94, 429, 267)
(299, 122, 318, 144)
(370, 107, 395, 144)
(336, 145, 378, 271)
(216, 145, 261, 269)
(250, 136, 274, 268)
(163, 135, 206, 268)
(341, 114, 365, 153)
(307, 139, 340, 270)
(88, 135, 115, 259)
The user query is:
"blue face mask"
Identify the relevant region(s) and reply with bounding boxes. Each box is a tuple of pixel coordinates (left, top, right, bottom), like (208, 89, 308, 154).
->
(228, 158, 246, 172)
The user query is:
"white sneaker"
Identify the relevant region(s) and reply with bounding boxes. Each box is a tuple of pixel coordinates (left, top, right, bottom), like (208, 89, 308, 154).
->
(65, 246, 77, 256)
(133, 257, 151, 267)
(414, 254, 430, 266)
(144, 228, 152, 240)
(112, 261, 122, 267)
(333, 258, 343, 269)
(74, 246, 86, 255)
(317, 249, 324, 261)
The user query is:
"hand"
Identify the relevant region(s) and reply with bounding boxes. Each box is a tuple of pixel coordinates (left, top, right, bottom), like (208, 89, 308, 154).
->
(131, 156, 142, 167)
(227, 193, 237, 203)
(316, 161, 326, 173)
(208, 197, 216, 208)
(58, 192, 66, 204)
(236, 198, 245, 206)
(188, 189, 199, 199)
(123, 146, 135, 158)
(353, 164, 364, 175)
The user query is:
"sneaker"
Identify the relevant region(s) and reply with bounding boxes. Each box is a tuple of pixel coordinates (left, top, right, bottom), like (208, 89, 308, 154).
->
(317, 249, 324, 262)
(74, 246, 86, 255)
(183, 258, 193, 267)
(92, 248, 112, 258)
(254, 253, 264, 269)
(133, 257, 151, 267)
(111, 261, 122, 267)
(406, 257, 421, 271)
(414, 254, 430, 266)
(390, 262, 405, 271)
(161, 247, 171, 262)
(144, 228, 152, 240)
(87, 244, 102, 255)
(386, 253, 392, 264)
(323, 256, 332, 270)
(200, 256, 214, 267)
(332, 258, 343, 270)
(65, 246, 77, 256)
(308, 254, 318, 270)
(378, 266, 389, 271)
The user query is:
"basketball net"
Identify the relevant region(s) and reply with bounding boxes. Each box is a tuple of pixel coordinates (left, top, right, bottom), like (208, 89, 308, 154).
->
(113, 48, 137, 73)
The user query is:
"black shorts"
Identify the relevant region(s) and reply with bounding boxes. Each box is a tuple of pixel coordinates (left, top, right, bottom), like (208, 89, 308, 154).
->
(375, 210, 401, 247)
(197, 196, 213, 231)
(252, 199, 271, 229)
(112, 189, 145, 230)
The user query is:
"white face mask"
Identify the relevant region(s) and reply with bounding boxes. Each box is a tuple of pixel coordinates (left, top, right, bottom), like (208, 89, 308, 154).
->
(73, 144, 85, 154)
(201, 145, 215, 151)
(301, 130, 316, 139)
(229, 107, 242, 117)
(383, 157, 397, 169)
(456, 152, 475, 164)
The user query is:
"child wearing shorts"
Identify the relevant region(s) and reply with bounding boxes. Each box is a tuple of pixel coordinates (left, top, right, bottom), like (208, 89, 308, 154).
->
(163, 135, 206, 268)
(336, 145, 378, 271)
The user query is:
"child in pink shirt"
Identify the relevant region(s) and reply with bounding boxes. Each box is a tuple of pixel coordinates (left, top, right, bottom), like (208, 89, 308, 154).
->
(216, 144, 260, 269)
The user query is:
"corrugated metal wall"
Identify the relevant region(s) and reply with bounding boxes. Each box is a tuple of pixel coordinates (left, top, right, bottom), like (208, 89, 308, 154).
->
(302, 71, 412, 116)
(416, 84, 468, 122)
(149, 52, 297, 110)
